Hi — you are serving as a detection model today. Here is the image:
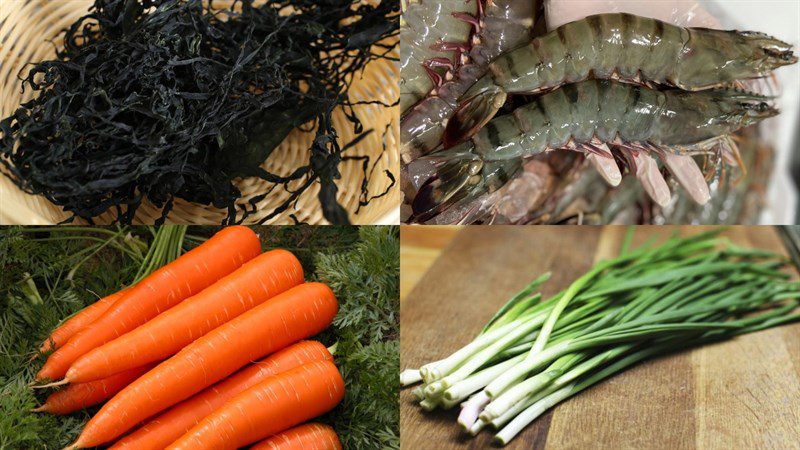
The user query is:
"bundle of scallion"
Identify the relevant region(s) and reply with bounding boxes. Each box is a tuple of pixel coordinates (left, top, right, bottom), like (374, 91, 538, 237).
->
(400, 230, 800, 446)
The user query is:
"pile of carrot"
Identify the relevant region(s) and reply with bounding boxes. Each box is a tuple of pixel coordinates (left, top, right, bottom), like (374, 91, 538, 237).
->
(32, 226, 345, 450)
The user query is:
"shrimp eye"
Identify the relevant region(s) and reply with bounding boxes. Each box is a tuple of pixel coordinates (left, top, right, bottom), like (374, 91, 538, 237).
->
(743, 102, 770, 112)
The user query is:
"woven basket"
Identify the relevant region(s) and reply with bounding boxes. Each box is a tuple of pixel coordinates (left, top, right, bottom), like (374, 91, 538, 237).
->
(0, 0, 399, 224)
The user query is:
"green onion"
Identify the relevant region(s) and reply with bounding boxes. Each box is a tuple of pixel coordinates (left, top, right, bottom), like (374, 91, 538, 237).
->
(402, 229, 800, 445)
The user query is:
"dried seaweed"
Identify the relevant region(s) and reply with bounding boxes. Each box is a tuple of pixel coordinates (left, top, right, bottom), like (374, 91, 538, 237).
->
(0, 0, 398, 224)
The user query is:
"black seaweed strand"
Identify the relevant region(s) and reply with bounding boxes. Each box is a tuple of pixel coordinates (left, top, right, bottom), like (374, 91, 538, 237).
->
(0, 0, 399, 224)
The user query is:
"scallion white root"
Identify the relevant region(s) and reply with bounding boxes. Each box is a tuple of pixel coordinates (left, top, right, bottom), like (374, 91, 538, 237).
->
(494, 386, 574, 445)
(468, 418, 487, 436)
(457, 391, 490, 430)
(443, 354, 525, 403)
(400, 368, 422, 386)
(420, 318, 530, 383)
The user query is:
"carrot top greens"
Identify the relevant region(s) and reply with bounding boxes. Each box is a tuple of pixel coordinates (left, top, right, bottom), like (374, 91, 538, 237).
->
(315, 226, 400, 449)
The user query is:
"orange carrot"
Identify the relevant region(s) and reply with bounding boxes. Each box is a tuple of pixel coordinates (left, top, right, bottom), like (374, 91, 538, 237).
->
(66, 282, 338, 448)
(250, 423, 342, 450)
(36, 226, 261, 382)
(65, 249, 304, 384)
(32, 363, 155, 415)
(168, 360, 345, 450)
(39, 289, 128, 354)
(110, 341, 332, 450)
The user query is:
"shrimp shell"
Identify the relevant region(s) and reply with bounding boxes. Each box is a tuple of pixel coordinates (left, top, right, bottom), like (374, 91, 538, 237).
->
(400, 0, 477, 114)
(467, 80, 774, 160)
(411, 79, 777, 219)
(444, 13, 796, 147)
(400, 0, 537, 161)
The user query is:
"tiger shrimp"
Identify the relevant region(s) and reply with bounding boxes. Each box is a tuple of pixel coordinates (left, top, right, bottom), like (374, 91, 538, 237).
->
(443, 13, 796, 148)
(411, 79, 777, 221)
(400, 0, 538, 162)
(401, 0, 478, 114)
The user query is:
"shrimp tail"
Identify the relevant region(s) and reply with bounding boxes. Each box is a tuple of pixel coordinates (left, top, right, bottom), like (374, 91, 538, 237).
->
(443, 82, 507, 149)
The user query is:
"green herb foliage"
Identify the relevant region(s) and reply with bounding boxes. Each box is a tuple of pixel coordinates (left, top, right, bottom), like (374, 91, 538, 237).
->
(0, 225, 399, 449)
(316, 226, 400, 449)
(0, 227, 151, 448)
(0, 0, 398, 225)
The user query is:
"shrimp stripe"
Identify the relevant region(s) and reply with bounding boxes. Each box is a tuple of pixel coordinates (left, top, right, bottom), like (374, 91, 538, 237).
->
(466, 12, 795, 96)
(463, 79, 772, 161)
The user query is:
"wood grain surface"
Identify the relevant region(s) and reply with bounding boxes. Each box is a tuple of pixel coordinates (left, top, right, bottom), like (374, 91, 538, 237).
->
(400, 226, 800, 450)
(400, 226, 459, 303)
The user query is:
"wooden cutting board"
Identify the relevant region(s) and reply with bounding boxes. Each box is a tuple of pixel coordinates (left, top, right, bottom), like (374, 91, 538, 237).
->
(400, 226, 800, 450)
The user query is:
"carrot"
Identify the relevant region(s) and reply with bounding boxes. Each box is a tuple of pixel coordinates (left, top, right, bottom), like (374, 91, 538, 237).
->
(38, 289, 128, 354)
(110, 341, 332, 450)
(65, 249, 304, 384)
(250, 423, 342, 450)
(168, 360, 345, 450)
(36, 226, 261, 382)
(32, 363, 155, 415)
(66, 282, 338, 448)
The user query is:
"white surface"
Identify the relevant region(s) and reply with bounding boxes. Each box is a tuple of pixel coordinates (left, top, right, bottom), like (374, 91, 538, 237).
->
(712, 1, 800, 224)
(546, 0, 722, 27)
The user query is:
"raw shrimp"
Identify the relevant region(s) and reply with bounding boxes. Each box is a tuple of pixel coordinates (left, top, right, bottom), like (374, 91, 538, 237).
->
(401, 0, 477, 114)
(444, 13, 796, 147)
(411, 79, 777, 220)
(400, 0, 538, 162)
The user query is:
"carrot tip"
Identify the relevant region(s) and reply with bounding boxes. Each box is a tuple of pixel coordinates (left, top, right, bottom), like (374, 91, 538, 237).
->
(33, 378, 69, 389)
(31, 405, 47, 413)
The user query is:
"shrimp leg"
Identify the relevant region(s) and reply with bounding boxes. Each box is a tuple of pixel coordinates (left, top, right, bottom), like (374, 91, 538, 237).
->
(411, 79, 776, 221)
(401, 0, 539, 162)
(401, 0, 478, 115)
